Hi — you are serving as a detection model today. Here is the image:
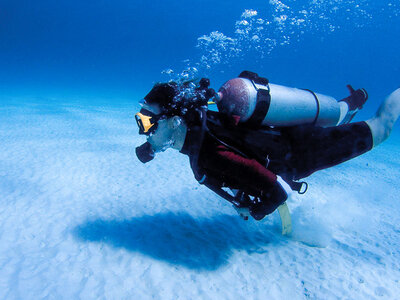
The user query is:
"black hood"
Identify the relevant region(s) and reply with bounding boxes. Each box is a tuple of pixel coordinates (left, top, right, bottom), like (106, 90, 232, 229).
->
(144, 82, 178, 113)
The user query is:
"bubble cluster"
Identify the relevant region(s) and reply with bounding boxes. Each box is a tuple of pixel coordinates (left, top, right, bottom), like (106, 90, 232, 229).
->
(161, 64, 202, 82)
(162, 0, 399, 81)
(197, 31, 239, 68)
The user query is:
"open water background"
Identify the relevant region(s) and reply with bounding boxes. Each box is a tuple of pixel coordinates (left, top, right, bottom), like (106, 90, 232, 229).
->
(1, 0, 399, 119)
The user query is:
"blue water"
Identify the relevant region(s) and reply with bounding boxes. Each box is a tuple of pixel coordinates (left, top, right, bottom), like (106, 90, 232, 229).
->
(1, 2, 400, 298)
(1, 0, 399, 117)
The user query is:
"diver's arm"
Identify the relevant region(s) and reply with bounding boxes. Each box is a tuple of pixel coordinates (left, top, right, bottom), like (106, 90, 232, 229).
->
(202, 144, 290, 219)
(212, 144, 278, 191)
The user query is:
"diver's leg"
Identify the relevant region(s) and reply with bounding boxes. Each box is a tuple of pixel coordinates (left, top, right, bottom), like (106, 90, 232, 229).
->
(366, 88, 400, 147)
(287, 88, 400, 179)
(286, 122, 373, 180)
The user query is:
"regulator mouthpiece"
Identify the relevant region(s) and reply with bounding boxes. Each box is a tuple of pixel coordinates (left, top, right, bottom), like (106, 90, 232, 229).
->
(136, 142, 155, 163)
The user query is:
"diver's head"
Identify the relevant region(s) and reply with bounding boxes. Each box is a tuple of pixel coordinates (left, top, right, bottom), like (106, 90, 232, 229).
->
(140, 102, 187, 152)
(135, 79, 214, 163)
(135, 101, 187, 163)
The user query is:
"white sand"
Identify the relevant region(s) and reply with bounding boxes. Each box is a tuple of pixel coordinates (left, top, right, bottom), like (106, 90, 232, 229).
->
(0, 101, 399, 299)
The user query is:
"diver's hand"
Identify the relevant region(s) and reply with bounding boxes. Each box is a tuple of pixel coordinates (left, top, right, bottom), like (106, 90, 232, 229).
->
(249, 176, 292, 221)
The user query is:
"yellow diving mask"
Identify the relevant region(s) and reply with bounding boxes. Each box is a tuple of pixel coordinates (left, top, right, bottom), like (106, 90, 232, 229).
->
(135, 108, 162, 135)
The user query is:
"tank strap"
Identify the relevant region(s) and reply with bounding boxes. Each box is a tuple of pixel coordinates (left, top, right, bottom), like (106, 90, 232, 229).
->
(238, 71, 271, 127)
(302, 89, 320, 125)
(238, 70, 269, 85)
(247, 84, 271, 127)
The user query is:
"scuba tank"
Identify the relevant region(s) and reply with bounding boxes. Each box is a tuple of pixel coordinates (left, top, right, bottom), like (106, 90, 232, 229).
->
(217, 71, 341, 127)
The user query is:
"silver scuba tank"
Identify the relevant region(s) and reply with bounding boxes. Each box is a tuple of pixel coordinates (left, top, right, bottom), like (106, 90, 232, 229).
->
(217, 77, 341, 127)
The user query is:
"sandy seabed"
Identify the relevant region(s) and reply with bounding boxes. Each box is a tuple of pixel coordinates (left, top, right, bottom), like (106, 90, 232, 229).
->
(0, 101, 399, 299)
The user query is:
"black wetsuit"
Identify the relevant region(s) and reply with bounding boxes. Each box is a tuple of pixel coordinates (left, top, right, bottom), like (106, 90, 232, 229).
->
(142, 75, 373, 219)
(181, 109, 373, 220)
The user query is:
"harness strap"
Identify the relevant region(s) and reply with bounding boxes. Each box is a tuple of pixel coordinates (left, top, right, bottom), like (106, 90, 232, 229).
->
(302, 88, 320, 125)
(238, 71, 271, 127)
(247, 88, 271, 127)
(238, 70, 269, 85)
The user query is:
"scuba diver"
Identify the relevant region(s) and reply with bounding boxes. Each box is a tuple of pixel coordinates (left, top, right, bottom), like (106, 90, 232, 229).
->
(135, 71, 400, 225)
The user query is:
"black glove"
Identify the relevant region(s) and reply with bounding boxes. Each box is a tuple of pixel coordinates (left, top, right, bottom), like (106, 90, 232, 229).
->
(249, 178, 290, 220)
(340, 85, 368, 111)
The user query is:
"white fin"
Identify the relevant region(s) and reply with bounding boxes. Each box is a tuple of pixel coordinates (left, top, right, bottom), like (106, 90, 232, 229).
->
(278, 202, 292, 235)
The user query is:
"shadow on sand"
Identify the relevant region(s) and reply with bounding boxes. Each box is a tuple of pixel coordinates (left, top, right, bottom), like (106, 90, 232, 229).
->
(73, 212, 281, 270)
